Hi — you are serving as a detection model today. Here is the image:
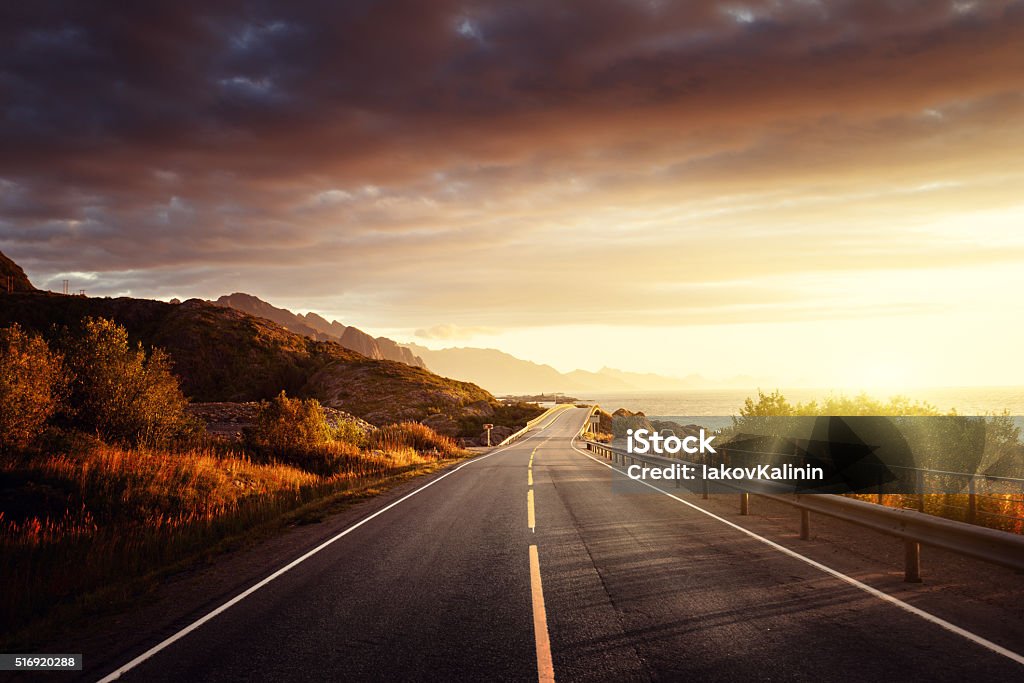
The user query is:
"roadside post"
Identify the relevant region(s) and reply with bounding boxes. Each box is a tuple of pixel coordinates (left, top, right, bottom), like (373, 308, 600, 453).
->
(484, 423, 494, 447)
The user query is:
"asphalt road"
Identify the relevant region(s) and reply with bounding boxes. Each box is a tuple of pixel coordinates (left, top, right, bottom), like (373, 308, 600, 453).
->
(92, 407, 1023, 682)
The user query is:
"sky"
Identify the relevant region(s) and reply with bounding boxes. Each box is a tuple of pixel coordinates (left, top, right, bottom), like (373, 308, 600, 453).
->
(2, 1, 1024, 389)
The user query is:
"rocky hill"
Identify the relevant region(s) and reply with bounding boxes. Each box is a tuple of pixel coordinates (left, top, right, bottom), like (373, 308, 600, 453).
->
(0, 251, 36, 292)
(214, 293, 426, 368)
(0, 290, 493, 428)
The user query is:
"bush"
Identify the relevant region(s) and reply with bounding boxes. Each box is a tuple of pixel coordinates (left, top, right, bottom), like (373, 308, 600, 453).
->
(62, 317, 193, 445)
(369, 422, 461, 457)
(331, 419, 370, 448)
(0, 324, 67, 451)
(245, 391, 334, 454)
(245, 393, 397, 474)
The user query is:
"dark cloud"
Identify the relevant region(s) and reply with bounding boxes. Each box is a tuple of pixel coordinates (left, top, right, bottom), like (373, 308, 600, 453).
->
(1, 1, 1023, 327)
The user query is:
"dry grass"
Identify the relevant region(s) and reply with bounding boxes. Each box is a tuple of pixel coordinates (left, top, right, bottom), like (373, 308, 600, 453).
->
(368, 421, 463, 457)
(0, 439, 456, 642)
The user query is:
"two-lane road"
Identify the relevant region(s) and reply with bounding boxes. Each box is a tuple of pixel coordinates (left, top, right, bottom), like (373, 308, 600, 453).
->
(96, 407, 1024, 681)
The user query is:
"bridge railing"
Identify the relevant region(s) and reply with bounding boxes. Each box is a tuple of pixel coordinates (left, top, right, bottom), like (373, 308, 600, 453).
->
(576, 439, 1024, 582)
(497, 403, 576, 447)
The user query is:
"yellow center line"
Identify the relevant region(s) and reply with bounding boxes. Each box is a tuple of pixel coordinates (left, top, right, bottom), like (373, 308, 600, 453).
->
(527, 488, 536, 531)
(528, 468, 533, 486)
(529, 545, 555, 683)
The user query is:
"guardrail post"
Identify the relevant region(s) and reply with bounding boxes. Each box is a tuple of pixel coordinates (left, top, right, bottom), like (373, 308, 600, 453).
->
(968, 477, 977, 524)
(740, 492, 749, 515)
(904, 540, 922, 583)
(701, 476, 709, 500)
(800, 509, 810, 540)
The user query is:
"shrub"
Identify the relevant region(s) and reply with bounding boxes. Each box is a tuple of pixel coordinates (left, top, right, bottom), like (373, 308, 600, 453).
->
(62, 317, 193, 445)
(369, 422, 461, 457)
(331, 418, 370, 448)
(0, 324, 67, 451)
(245, 391, 335, 454)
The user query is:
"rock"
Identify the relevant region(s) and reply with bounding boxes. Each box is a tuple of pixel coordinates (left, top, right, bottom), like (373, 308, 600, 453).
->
(463, 400, 495, 417)
(650, 419, 703, 439)
(420, 413, 460, 436)
(611, 413, 653, 438)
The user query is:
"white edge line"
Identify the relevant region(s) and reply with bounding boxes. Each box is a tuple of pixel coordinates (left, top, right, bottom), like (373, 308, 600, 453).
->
(96, 416, 570, 682)
(569, 437, 1024, 667)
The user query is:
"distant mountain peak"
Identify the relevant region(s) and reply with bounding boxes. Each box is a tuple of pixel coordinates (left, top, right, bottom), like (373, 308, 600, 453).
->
(213, 292, 426, 369)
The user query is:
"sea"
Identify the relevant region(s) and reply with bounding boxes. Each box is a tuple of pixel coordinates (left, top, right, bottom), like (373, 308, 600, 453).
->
(571, 386, 1024, 433)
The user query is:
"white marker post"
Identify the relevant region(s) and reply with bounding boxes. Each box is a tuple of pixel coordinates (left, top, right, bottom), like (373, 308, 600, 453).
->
(483, 423, 494, 447)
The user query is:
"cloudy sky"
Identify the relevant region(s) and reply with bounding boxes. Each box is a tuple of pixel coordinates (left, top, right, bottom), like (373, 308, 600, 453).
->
(2, 1, 1023, 388)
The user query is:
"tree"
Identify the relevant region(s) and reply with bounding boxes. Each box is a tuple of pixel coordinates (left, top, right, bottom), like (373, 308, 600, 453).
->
(63, 317, 192, 445)
(0, 324, 66, 450)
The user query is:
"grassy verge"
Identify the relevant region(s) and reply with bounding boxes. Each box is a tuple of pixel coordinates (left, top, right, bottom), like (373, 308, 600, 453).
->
(0, 439, 473, 650)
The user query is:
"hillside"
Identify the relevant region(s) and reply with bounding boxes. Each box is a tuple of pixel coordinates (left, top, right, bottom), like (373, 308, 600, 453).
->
(214, 293, 426, 368)
(0, 291, 493, 426)
(0, 251, 36, 292)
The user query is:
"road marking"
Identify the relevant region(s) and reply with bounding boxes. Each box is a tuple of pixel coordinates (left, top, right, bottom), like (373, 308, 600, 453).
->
(528, 468, 534, 486)
(528, 488, 536, 532)
(538, 406, 572, 429)
(570, 439, 1024, 667)
(95, 423, 568, 683)
(529, 544, 556, 683)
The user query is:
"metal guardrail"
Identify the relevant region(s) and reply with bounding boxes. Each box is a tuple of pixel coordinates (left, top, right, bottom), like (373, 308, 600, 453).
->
(579, 440, 1024, 582)
(717, 445, 1024, 529)
(497, 404, 576, 447)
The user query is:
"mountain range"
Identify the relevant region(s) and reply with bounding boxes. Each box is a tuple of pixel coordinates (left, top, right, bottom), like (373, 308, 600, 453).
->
(214, 293, 426, 368)
(213, 293, 752, 395)
(404, 344, 743, 394)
